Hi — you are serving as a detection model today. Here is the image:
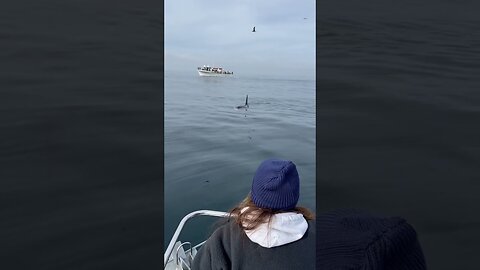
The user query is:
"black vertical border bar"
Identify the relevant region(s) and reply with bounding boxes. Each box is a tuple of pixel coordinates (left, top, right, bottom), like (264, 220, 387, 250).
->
(315, 1, 320, 269)
(315, 0, 321, 219)
(160, 0, 165, 263)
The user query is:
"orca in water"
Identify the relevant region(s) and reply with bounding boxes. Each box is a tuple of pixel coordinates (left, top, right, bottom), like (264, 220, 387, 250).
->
(252, 26, 256, 32)
(236, 95, 249, 109)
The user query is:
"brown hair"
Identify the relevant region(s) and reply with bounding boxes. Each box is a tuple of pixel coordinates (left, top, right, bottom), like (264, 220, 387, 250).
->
(229, 194, 314, 231)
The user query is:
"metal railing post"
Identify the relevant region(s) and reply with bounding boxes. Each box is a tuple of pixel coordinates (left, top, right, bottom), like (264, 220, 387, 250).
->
(164, 210, 229, 267)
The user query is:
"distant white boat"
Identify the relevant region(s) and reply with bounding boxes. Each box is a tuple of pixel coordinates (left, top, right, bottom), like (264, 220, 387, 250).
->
(197, 65, 233, 77)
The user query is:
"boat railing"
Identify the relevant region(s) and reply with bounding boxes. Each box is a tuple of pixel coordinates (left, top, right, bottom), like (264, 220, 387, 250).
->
(164, 210, 229, 267)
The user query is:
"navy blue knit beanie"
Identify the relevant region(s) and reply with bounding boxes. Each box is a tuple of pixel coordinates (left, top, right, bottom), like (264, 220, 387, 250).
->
(317, 209, 427, 270)
(251, 159, 299, 211)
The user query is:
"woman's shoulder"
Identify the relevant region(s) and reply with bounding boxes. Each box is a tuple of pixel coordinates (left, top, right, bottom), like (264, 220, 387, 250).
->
(200, 217, 249, 254)
(208, 218, 242, 239)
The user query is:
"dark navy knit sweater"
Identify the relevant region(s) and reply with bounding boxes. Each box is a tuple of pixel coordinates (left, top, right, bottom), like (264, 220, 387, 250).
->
(316, 209, 427, 270)
(192, 218, 315, 270)
(192, 209, 426, 269)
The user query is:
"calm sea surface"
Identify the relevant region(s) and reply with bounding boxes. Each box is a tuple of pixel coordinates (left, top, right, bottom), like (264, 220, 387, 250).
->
(164, 71, 315, 247)
(1, 1, 162, 269)
(318, 1, 480, 269)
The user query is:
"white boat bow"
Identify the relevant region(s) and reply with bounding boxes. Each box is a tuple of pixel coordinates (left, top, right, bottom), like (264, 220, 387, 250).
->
(164, 210, 229, 269)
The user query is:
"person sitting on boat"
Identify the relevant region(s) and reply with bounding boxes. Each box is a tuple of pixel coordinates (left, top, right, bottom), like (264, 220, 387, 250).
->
(192, 158, 315, 270)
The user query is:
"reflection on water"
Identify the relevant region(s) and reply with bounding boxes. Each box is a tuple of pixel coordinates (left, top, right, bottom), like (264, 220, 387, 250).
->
(318, 1, 480, 269)
(0, 1, 162, 269)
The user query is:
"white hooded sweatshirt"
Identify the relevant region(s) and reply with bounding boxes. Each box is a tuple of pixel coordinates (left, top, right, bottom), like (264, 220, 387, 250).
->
(242, 210, 308, 248)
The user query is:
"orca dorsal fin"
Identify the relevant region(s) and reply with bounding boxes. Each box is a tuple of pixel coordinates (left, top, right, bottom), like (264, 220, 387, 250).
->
(245, 95, 249, 106)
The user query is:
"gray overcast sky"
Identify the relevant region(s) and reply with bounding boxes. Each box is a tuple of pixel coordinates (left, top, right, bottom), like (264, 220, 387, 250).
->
(165, 0, 315, 80)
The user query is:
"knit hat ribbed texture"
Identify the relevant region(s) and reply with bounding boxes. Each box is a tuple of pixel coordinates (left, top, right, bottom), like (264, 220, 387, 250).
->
(251, 159, 299, 211)
(316, 209, 427, 270)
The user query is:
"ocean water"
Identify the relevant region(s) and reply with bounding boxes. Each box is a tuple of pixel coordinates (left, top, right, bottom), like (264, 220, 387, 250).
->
(1, 1, 162, 269)
(318, 1, 480, 269)
(164, 71, 315, 247)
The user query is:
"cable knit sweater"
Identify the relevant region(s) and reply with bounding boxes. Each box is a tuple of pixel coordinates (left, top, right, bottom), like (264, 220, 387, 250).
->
(316, 209, 426, 270)
(192, 209, 426, 270)
(192, 217, 315, 270)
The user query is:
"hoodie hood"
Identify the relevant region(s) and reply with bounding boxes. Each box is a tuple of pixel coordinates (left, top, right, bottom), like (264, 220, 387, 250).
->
(243, 211, 308, 248)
